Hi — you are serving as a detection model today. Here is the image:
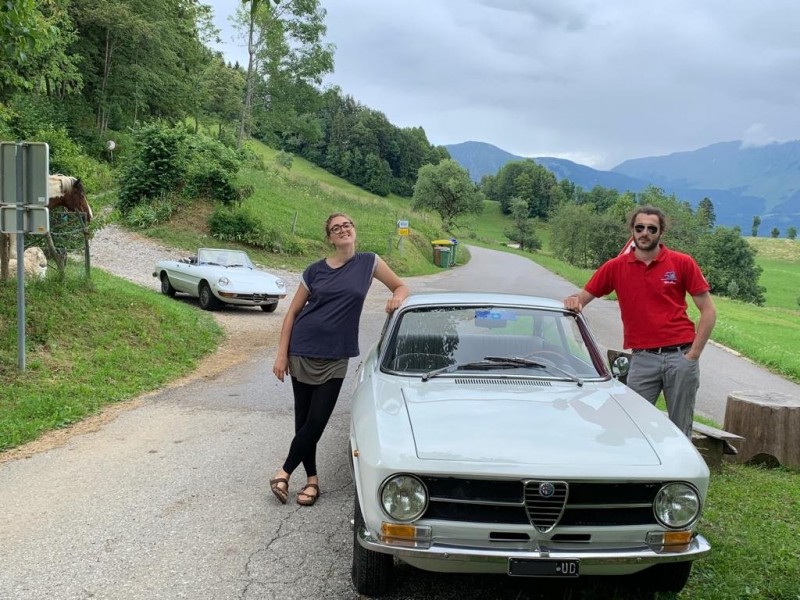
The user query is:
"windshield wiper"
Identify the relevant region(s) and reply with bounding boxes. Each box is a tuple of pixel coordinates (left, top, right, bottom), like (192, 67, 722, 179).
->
(421, 360, 525, 382)
(483, 356, 584, 387)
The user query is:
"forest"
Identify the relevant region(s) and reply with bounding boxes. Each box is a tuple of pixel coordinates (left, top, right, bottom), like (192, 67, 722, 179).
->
(0, 0, 447, 197)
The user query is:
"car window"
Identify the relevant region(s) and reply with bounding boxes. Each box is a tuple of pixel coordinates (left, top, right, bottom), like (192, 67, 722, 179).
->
(382, 305, 603, 378)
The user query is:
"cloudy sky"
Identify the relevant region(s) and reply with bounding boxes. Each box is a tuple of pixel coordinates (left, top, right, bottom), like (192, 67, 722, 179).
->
(207, 0, 800, 169)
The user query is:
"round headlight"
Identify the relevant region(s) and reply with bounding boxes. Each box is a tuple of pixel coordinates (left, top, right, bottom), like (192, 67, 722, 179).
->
(217, 276, 230, 286)
(380, 475, 428, 522)
(275, 278, 286, 290)
(654, 482, 701, 528)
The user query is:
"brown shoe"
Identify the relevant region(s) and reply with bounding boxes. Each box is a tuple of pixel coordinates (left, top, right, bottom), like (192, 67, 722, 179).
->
(269, 477, 289, 504)
(296, 483, 320, 506)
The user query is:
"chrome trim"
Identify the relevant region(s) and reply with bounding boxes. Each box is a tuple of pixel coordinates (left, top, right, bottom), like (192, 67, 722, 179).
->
(429, 497, 523, 507)
(357, 526, 711, 567)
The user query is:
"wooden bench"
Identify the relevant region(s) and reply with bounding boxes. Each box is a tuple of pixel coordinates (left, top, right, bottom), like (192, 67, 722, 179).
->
(691, 421, 744, 472)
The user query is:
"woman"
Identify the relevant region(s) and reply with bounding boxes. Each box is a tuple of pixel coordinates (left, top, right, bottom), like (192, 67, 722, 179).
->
(270, 213, 409, 506)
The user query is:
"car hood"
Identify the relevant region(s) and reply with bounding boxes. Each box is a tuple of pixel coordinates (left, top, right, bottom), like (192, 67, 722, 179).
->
(402, 382, 666, 467)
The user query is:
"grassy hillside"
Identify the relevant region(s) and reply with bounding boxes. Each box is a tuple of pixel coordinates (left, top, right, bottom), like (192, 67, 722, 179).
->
(141, 141, 459, 276)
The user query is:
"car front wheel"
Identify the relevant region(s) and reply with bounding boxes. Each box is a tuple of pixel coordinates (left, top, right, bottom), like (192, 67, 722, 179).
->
(160, 273, 176, 297)
(198, 281, 220, 311)
(352, 492, 393, 597)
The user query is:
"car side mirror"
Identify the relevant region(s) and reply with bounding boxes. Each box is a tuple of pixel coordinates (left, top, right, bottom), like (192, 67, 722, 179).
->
(607, 349, 631, 384)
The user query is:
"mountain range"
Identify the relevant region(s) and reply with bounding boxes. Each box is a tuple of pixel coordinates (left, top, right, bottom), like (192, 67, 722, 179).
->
(444, 141, 800, 233)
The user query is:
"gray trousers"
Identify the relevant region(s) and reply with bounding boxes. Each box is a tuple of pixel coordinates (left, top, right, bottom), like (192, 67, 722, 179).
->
(626, 350, 700, 437)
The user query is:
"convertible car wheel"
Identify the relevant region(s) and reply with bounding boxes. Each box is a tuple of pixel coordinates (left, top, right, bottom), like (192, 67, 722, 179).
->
(260, 302, 278, 313)
(160, 273, 176, 297)
(638, 561, 692, 593)
(352, 492, 393, 597)
(198, 281, 221, 311)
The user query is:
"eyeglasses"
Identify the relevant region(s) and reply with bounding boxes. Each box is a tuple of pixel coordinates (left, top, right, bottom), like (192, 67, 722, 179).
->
(329, 221, 354, 235)
(634, 224, 659, 234)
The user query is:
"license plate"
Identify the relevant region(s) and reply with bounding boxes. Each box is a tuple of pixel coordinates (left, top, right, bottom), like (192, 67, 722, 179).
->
(508, 558, 580, 578)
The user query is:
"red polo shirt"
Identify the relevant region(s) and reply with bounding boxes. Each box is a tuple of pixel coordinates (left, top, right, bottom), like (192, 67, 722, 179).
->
(584, 244, 710, 350)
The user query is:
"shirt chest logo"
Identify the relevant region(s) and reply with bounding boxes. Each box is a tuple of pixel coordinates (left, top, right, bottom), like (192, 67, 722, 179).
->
(661, 271, 678, 285)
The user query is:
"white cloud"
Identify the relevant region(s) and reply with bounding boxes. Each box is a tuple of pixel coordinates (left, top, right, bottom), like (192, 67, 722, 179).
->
(740, 124, 778, 148)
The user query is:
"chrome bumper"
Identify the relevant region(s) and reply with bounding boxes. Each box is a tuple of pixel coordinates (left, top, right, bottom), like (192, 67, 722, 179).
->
(356, 526, 710, 571)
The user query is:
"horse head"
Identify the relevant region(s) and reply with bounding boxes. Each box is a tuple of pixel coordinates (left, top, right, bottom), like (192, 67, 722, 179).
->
(47, 175, 93, 223)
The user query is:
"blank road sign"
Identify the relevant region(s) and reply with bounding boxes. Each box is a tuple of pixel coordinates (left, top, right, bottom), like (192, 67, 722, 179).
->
(0, 141, 50, 205)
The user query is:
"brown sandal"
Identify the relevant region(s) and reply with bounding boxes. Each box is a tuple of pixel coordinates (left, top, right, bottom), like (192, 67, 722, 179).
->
(296, 483, 320, 506)
(269, 477, 289, 504)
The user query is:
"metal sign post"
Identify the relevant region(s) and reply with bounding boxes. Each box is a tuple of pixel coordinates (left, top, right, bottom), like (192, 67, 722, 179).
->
(0, 141, 50, 371)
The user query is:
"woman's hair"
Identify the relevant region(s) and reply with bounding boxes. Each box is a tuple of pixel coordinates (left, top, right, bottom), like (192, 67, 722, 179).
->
(628, 205, 668, 232)
(325, 212, 355, 236)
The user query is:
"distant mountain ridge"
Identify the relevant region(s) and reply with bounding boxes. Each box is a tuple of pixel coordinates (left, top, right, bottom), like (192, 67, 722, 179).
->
(444, 141, 800, 233)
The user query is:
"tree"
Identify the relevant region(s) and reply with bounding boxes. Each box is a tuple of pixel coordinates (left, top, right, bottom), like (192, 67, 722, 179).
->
(201, 56, 245, 138)
(412, 159, 484, 230)
(235, 0, 333, 147)
(548, 202, 628, 268)
(697, 197, 716, 230)
(751, 215, 761, 237)
(503, 197, 541, 251)
(696, 227, 765, 305)
(771, 227, 780, 238)
(787, 226, 797, 240)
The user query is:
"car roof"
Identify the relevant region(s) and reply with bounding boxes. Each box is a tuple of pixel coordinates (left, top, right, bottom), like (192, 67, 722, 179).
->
(400, 292, 566, 310)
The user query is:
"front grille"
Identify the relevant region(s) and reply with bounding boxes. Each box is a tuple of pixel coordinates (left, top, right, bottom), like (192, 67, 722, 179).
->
(421, 477, 661, 530)
(524, 480, 568, 533)
(232, 293, 279, 301)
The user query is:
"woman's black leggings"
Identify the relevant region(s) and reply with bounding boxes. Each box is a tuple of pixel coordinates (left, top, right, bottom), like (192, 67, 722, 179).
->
(282, 377, 344, 477)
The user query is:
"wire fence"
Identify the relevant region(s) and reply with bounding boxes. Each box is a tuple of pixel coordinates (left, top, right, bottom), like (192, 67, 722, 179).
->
(27, 209, 91, 277)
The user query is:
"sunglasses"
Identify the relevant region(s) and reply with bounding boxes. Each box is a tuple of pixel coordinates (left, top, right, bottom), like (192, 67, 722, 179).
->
(634, 224, 659, 234)
(329, 221, 354, 235)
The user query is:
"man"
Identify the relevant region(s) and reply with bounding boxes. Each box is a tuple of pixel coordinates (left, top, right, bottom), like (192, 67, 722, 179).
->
(564, 205, 717, 436)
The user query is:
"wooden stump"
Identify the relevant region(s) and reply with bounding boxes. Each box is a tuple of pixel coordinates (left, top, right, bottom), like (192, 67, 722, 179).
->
(724, 391, 800, 467)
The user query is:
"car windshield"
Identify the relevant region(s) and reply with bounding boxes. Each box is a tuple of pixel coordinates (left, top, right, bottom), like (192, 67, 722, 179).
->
(197, 249, 253, 268)
(381, 305, 605, 380)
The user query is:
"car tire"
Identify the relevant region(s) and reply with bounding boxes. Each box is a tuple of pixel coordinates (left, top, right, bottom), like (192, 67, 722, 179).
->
(198, 281, 220, 311)
(352, 492, 393, 597)
(260, 302, 278, 313)
(160, 273, 176, 297)
(638, 561, 692, 593)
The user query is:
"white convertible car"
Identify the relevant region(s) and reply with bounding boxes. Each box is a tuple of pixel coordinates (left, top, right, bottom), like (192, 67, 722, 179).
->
(349, 293, 710, 596)
(153, 248, 286, 312)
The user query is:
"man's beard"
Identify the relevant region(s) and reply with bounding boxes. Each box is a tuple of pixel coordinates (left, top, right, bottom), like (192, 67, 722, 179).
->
(634, 236, 660, 251)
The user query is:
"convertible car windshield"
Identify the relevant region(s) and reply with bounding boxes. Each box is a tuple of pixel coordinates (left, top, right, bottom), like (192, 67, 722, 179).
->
(381, 304, 605, 380)
(196, 248, 254, 268)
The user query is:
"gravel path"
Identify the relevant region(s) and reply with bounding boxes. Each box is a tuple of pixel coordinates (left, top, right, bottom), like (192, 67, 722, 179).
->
(89, 224, 303, 374)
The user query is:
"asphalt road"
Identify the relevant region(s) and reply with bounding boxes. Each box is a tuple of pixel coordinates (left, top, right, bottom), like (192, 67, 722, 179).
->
(2, 245, 798, 600)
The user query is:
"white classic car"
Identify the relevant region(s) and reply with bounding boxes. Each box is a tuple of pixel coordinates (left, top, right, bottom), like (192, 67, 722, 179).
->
(349, 293, 710, 596)
(152, 248, 287, 311)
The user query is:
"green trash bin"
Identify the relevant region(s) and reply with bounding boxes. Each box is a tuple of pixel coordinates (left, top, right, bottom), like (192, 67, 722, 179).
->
(431, 239, 455, 267)
(449, 238, 458, 266)
(437, 247, 451, 268)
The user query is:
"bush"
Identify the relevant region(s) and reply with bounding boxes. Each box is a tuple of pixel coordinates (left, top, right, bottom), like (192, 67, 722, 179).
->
(116, 124, 189, 213)
(207, 206, 310, 255)
(122, 197, 178, 230)
(274, 150, 293, 170)
(117, 124, 243, 213)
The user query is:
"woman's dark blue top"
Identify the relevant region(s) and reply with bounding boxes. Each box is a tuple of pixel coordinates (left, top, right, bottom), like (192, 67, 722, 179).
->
(289, 252, 377, 359)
